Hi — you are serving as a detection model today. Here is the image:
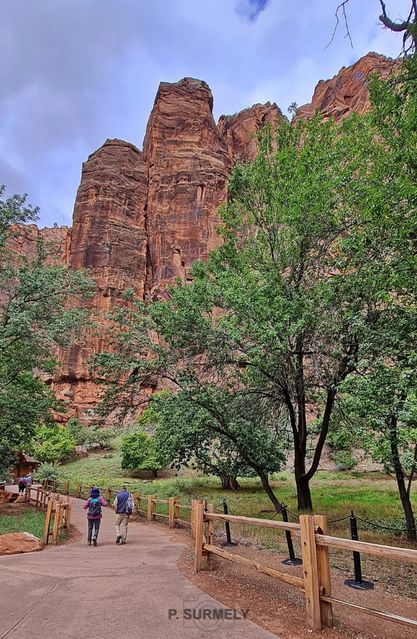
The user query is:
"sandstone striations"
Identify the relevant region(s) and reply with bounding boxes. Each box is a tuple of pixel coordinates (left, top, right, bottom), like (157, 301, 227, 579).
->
(11, 53, 393, 420)
(144, 77, 230, 297)
(53, 138, 149, 419)
(218, 102, 284, 163)
(297, 52, 396, 120)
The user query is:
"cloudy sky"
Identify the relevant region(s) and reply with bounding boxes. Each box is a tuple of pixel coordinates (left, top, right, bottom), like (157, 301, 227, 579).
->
(1, 0, 410, 227)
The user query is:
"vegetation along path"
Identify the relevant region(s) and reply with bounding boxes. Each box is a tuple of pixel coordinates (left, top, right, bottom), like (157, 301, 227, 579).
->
(0, 494, 277, 639)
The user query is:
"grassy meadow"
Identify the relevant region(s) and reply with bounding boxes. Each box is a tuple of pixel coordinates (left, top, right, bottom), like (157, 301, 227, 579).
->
(59, 449, 416, 545)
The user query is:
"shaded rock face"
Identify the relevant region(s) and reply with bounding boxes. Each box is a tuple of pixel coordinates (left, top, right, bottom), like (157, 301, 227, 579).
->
(11, 53, 393, 420)
(297, 52, 396, 121)
(218, 102, 284, 163)
(54, 138, 149, 419)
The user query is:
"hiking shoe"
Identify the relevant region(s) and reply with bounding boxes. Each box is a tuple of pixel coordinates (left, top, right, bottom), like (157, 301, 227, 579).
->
(121, 539, 126, 545)
(88, 541, 92, 546)
(116, 535, 121, 544)
(93, 537, 97, 546)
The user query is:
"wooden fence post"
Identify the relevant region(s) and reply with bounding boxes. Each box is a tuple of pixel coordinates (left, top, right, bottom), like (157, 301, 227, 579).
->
(314, 515, 333, 628)
(147, 495, 152, 522)
(135, 492, 141, 515)
(194, 500, 205, 573)
(43, 499, 53, 545)
(191, 499, 196, 540)
(300, 515, 321, 631)
(52, 501, 61, 545)
(107, 488, 112, 501)
(152, 495, 157, 520)
(206, 502, 214, 571)
(65, 498, 72, 529)
(175, 497, 180, 523)
(168, 496, 175, 528)
(77, 483, 82, 498)
(35, 486, 41, 508)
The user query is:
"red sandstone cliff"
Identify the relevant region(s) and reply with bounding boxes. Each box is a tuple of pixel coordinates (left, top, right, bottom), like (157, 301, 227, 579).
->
(144, 78, 230, 297)
(11, 52, 395, 420)
(218, 102, 284, 162)
(297, 52, 396, 121)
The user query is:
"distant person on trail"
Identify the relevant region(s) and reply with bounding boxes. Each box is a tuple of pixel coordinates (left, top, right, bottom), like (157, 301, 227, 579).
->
(25, 473, 33, 487)
(83, 487, 107, 546)
(18, 476, 26, 494)
(113, 486, 135, 545)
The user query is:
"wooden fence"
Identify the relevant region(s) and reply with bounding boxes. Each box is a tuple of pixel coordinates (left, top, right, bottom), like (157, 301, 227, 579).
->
(50, 481, 194, 529)
(193, 503, 417, 632)
(26, 485, 72, 545)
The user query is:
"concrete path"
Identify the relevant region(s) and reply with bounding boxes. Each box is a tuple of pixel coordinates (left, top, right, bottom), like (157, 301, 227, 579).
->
(0, 492, 277, 639)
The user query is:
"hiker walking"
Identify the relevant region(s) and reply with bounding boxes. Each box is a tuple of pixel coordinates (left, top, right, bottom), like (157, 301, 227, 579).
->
(113, 486, 135, 545)
(18, 476, 26, 494)
(83, 487, 107, 546)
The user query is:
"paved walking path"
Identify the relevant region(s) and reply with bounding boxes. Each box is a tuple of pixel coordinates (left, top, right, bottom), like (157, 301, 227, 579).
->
(0, 491, 277, 639)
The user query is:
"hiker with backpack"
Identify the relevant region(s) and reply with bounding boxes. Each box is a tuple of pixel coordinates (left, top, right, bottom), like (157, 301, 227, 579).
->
(83, 487, 107, 546)
(113, 486, 135, 545)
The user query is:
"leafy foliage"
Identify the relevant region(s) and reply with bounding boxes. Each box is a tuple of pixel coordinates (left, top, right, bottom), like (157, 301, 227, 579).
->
(32, 424, 76, 463)
(35, 462, 61, 482)
(0, 188, 93, 476)
(120, 429, 165, 476)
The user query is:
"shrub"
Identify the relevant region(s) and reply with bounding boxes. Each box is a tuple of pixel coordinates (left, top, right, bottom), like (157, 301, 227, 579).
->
(120, 430, 165, 477)
(35, 462, 60, 482)
(32, 424, 76, 463)
(332, 450, 357, 471)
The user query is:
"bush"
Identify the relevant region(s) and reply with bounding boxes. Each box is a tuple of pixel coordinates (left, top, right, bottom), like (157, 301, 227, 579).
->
(332, 450, 357, 471)
(120, 430, 165, 477)
(67, 418, 115, 450)
(32, 424, 76, 463)
(35, 462, 60, 482)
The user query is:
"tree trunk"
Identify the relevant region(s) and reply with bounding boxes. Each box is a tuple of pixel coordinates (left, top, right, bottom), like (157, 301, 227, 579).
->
(219, 475, 240, 490)
(294, 436, 312, 511)
(258, 469, 282, 514)
(389, 415, 417, 541)
(295, 473, 313, 512)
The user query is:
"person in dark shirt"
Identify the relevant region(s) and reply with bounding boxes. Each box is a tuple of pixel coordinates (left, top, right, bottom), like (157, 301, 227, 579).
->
(83, 487, 107, 546)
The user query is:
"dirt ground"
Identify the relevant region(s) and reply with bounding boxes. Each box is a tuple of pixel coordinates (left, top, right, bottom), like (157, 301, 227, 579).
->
(161, 523, 417, 639)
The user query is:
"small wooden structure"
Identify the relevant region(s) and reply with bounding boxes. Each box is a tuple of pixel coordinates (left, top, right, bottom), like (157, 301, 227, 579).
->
(11, 453, 40, 482)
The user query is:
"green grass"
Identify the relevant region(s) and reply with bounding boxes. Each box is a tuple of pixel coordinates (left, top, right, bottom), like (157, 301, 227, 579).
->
(0, 509, 45, 539)
(59, 450, 417, 544)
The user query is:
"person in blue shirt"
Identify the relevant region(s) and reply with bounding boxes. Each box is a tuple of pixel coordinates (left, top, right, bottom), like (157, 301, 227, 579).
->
(113, 486, 134, 544)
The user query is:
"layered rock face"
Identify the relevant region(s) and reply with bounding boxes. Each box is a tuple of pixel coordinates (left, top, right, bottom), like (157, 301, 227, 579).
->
(144, 78, 230, 296)
(12, 52, 393, 420)
(53, 139, 149, 419)
(218, 102, 283, 162)
(297, 52, 396, 120)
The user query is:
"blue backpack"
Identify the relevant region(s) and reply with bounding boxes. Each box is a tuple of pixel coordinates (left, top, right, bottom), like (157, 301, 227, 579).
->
(88, 497, 102, 517)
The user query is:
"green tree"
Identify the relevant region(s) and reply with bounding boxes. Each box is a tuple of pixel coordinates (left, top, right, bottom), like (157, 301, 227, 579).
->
(32, 424, 76, 463)
(0, 188, 93, 476)
(120, 430, 165, 477)
(144, 392, 279, 491)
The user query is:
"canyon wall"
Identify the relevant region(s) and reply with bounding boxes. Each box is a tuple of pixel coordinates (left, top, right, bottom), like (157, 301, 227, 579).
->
(15, 52, 395, 421)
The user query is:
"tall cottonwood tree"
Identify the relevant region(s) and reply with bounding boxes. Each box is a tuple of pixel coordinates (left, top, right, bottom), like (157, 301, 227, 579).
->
(0, 188, 93, 476)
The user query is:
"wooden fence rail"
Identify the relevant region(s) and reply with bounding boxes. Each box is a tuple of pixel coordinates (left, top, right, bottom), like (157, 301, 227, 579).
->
(25, 485, 71, 545)
(195, 506, 417, 632)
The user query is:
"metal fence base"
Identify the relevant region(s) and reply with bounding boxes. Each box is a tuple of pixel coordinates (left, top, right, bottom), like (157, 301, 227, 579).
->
(282, 558, 302, 566)
(344, 578, 374, 590)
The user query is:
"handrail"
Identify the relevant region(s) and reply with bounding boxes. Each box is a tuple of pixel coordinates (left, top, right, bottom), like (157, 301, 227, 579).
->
(316, 533, 417, 564)
(205, 512, 301, 533)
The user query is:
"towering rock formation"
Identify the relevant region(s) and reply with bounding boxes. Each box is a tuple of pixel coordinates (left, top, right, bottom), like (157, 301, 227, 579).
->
(9, 52, 394, 420)
(218, 102, 284, 162)
(297, 52, 396, 120)
(54, 139, 149, 419)
(144, 78, 230, 296)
